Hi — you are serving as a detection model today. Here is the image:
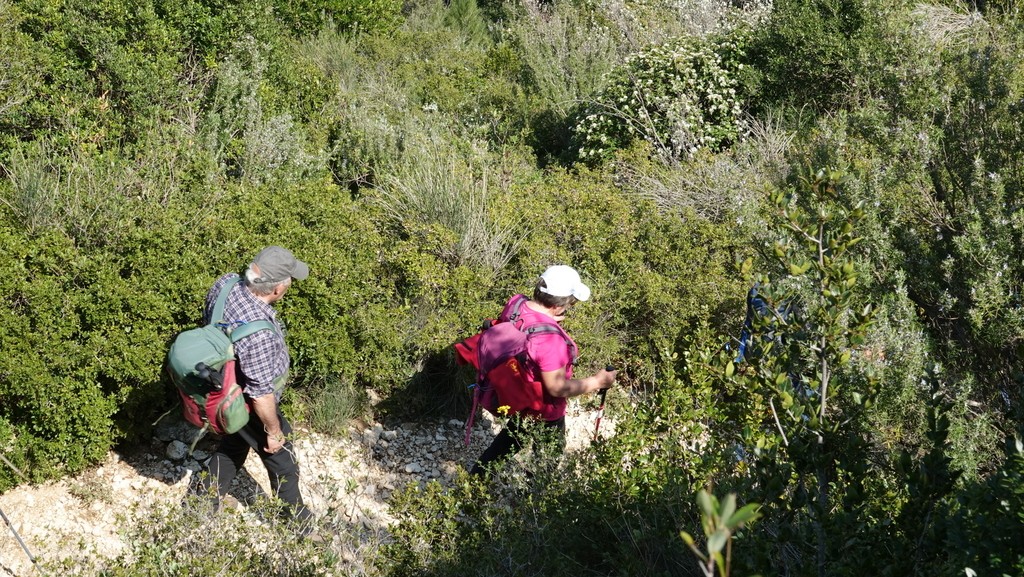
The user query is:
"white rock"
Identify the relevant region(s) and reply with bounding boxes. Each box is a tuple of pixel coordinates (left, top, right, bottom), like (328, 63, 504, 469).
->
(362, 430, 379, 446)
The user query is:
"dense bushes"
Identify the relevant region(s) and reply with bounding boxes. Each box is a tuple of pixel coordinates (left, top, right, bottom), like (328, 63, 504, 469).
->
(2, 0, 1024, 575)
(575, 31, 749, 163)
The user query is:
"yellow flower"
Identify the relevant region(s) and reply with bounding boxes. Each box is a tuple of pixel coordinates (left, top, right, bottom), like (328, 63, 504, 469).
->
(497, 405, 511, 416)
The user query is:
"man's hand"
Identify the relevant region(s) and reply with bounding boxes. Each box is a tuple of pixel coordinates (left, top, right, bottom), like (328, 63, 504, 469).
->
(251, 394, 286, 454)
(264, 432, 286, 454)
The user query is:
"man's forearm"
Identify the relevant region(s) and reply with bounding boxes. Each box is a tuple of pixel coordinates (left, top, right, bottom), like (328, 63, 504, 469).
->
(250, 394, 283, 439)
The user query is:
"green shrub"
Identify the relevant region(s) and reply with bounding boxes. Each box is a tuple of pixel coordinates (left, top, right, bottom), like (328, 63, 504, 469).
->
(746, 0, 894, 113)
(273, 0, 403, 37)
(0, 1, 38, 134)
(950, 429, 1024, 576)
(0, 227, 121, 489)
(154, 0, 289, 62)
(10, 0, 188, 154)
(574, 31, 749, 163)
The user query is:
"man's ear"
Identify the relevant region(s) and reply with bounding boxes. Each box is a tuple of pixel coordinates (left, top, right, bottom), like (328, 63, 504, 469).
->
(245, 263, 262, 283)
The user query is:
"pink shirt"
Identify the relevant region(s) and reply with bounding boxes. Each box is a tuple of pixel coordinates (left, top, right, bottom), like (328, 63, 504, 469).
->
(499, 295, 577, 421)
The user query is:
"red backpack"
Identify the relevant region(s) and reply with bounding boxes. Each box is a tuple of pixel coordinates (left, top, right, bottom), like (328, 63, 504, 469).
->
(453, 295, 577, 444)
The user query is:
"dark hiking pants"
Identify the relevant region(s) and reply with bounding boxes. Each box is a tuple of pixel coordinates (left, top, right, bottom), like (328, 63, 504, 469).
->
(201, 408, 311, 522)
(470, 415, 566, 476)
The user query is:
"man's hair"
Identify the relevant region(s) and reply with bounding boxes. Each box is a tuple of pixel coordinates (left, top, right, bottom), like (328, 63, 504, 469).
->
(533, 279, 578, 309)
(245, 266, 291, 296)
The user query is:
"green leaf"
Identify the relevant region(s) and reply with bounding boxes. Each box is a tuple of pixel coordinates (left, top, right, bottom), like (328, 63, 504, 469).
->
(740, 257, 753, 275)
(725, 362, 735, 378)
(681, 531, 696, 547)
(726, 503, 761, 529)
(720, 494, 737, 525)
(708, 528, 728, 554)
(697, 490, 714, 517)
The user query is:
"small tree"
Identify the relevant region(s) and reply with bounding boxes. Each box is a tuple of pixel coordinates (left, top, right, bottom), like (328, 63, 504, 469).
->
(724, 167, 879, 577)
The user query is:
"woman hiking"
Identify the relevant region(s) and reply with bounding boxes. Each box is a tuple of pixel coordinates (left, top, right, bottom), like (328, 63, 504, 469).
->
(470, 265, 617, 476)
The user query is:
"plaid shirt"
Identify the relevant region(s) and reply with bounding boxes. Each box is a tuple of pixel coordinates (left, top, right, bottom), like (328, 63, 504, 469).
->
(204, 273, 289, 400)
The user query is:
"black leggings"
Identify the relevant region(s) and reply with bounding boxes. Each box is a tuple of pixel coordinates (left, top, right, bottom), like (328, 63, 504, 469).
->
(470, 415, 565, 476)
(201, 408, 311, 522)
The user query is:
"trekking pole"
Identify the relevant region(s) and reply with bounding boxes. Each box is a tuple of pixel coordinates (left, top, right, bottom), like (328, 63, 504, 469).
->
(593, 365, 615, 441)
(0, 454, 48, 576)
(0, 505, 46, 576)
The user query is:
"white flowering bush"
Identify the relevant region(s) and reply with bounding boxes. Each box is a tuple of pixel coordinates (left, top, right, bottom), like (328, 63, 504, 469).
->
(574, 31, 748, 163)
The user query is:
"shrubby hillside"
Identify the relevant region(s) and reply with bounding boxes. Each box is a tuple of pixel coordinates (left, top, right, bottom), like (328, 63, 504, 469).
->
(1, 0, 1022, 575)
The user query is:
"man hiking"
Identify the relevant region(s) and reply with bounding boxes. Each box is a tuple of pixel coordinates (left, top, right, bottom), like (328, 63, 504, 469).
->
(198, 245, 313, 527)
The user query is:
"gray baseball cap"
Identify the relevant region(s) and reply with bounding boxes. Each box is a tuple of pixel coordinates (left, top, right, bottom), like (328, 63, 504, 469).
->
(250, 245, 309, 284)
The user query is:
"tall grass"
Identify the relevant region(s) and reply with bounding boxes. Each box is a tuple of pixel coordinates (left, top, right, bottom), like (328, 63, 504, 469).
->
(1, 141, 178, 244)
(300, 375, 368, 436)
(614, 111, 792, 223)
(375, 137, 527, 274)
(910, 3, 988, 48)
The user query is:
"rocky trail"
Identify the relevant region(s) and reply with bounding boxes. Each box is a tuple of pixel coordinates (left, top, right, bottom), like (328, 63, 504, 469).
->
(0, 399, 610, 576)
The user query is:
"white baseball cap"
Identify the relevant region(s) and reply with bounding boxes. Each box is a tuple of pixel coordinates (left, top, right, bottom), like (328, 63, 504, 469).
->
(539, 265, 591, 301)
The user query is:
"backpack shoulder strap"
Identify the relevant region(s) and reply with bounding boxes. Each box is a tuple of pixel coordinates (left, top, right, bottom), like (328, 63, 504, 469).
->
(506, 294, 530, 325)
(211, 275, 243, 322)
(521, 322, 578, 365)
(210, 276, 277, 341)
(228, 320, 277, 342)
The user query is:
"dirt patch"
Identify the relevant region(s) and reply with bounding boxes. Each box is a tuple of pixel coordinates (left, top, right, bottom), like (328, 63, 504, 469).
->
(0, 400, 611, 576)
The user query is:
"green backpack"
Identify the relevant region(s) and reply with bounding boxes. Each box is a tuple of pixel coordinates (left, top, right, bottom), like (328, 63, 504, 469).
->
(166, 276, 276, 436)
